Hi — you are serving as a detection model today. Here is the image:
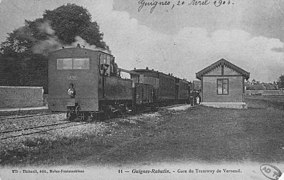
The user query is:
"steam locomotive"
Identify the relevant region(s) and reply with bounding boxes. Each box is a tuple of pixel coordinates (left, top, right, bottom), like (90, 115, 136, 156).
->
(48, 47, 200, 121)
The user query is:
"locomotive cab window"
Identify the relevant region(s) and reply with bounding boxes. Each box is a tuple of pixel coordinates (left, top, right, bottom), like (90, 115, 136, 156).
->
(73, 58, 89, 69)
(57, 58, 89, 70)
(217, 79, 229, 95)
(99, 54, 112, 76)
(57, 58, 72, 70)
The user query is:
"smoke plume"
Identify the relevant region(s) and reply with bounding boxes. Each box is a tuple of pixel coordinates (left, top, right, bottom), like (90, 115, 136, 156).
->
(69, 36, 110, 53)
(32, 37, 61, 55)
(32, 22, 108, 55)
(32, 21, 61, 55)
(38, 21, 55, 35)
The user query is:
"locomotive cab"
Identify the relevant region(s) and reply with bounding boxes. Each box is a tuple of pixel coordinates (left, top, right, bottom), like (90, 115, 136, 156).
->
(48, 47, 112, 120)
(48, 47, 133, 121)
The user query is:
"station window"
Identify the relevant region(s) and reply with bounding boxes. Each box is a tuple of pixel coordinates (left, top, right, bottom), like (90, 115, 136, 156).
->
(57, 58, 89, 70)
(217, 79, 229, 95)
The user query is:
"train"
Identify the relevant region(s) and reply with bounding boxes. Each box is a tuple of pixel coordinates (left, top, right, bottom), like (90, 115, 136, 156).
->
(48, 46, 200, 121)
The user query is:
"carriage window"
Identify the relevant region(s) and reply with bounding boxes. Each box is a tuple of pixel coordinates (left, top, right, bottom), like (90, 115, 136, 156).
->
(57, 58, 72, 69)
(73, 58, 89, 69)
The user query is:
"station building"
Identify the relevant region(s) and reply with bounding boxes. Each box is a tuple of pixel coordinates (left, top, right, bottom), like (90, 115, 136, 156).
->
(196, 59, 250, 109)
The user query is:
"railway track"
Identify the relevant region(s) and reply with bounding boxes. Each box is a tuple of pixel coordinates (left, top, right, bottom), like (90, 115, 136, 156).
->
(0, 121, 87, 140)
(0, 113, 56, 121)
(0, 121, 71, 134)
(0, 106, 163, 140)
(0, 110, 155, 140)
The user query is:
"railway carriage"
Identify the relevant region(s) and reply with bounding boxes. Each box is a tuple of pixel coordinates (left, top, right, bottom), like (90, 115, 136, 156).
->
(131, 68, 191, 105)
(134, 83, 154, 105)
(177, 78, 191, 103)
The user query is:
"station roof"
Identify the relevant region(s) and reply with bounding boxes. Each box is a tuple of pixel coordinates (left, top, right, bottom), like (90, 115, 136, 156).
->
(196, 59, 250, 80)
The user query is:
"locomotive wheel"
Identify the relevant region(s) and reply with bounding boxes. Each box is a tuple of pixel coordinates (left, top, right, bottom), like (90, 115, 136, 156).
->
(66, 106, 75, 121)
(75, 105, 80, 116)
(88, 112, 99, 122)
(67, 111, 75, 121)
(66, 111, 71, 120)
(86, 114, 93, 122)
(104, 111, 112, 119)
(78, 112, 85, 121)
(150, 106, 158, 111)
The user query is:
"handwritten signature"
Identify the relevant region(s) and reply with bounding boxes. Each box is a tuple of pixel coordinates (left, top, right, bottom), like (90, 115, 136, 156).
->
(137, 0, 234, 13)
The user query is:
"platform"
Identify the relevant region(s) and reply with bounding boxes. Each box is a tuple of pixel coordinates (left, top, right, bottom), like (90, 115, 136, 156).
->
(0, 106, 49, 116)
(0, 106, 48, 112)
(200, 102, 248, 109)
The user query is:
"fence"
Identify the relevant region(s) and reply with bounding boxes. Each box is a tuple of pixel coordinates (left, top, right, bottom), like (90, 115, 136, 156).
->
(0, 86, 44, 108)
(245, 90, 284, 96)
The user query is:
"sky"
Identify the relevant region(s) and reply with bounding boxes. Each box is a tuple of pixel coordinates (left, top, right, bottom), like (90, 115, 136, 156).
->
(0, 0, 284, 82)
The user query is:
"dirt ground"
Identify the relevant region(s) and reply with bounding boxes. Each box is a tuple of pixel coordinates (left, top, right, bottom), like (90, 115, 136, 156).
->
(79, 106, 284, 166)
(1, 102, 284, 167)
(1, 102, 284, 180)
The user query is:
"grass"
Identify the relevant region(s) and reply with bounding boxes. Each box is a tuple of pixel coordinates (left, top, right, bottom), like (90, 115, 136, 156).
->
(0, 118, 148, 166)
(245, 95, 284, 110)
(1, 97, 284, 166)
(1, 133, 115, 166)
(92, 106, 284, 164)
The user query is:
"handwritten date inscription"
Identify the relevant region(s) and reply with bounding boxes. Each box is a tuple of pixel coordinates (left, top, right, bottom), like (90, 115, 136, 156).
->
(138, 0, 234, 13)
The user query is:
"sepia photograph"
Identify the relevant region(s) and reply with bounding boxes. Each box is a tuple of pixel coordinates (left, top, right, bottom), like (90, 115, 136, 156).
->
(0, 0, 284, 179)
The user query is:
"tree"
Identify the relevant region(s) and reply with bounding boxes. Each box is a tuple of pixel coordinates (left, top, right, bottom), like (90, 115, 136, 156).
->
(80, 22, 109, 49)
(43, 4, 108, 49)
(0, 25, 34, 57)
(0, 3, 109, 90)
(277, 75, 284, 89)
(42, 4, 91, 44)
(0, 3, 109, 57)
